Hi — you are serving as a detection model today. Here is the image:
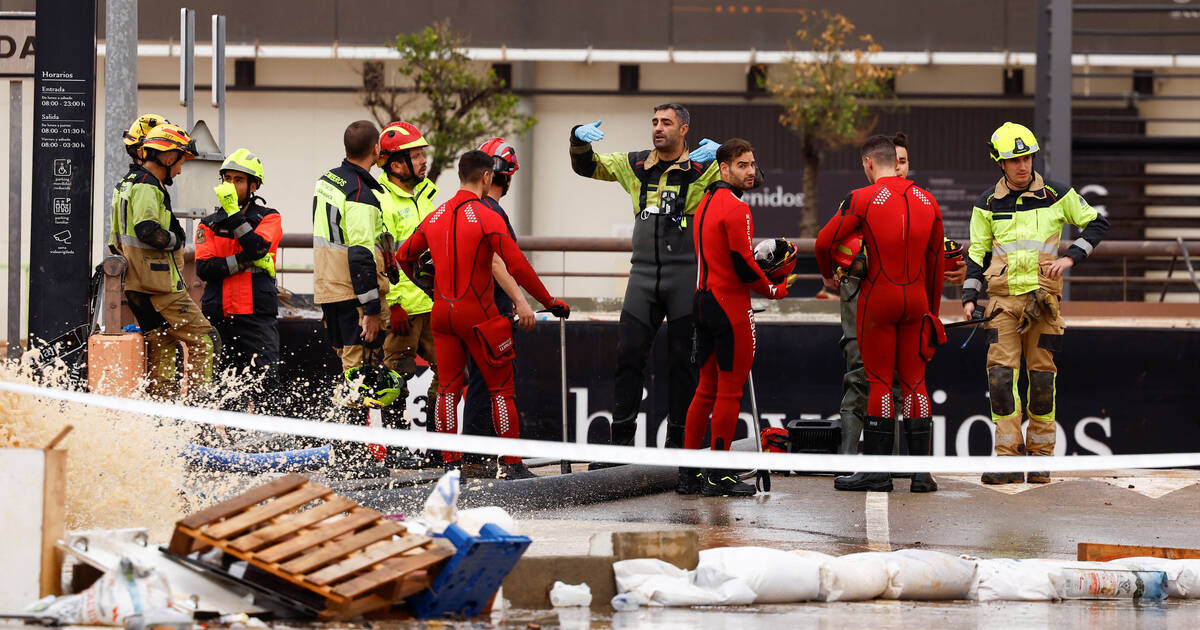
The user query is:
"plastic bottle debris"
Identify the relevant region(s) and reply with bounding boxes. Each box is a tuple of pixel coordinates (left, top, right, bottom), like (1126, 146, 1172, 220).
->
(549, 581, 593, 607)
(610, 593, 641, 612)
(1051, 567, 1168, 601)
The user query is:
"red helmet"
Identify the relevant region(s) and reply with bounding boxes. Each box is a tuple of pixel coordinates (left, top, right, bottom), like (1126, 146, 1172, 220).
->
(832, 233, 863, 270)
(479, 137, 519, 176)
(377, 121, 429, 168)
(943, 238, 964, 272)
(761, 427, 789, 453)
(754, 238, 798, 284)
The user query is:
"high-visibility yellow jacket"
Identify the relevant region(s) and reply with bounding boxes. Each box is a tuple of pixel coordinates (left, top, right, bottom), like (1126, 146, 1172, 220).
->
(378, 173, 437, 315)
(963, 174, 1109, 302)
(109, 165, 187, 295)
(312, 159, 389, 314)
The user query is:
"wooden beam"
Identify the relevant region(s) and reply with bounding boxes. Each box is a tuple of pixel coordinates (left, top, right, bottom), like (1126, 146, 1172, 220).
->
(1078, 542, 1200, 562)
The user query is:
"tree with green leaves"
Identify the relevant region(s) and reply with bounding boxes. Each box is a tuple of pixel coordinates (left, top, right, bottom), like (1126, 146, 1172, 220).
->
(361, 20, 535, 183)
(768, 10, 901, 236)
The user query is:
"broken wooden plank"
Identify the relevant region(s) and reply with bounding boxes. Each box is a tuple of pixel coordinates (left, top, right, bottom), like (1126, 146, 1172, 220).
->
(229, 496, 356, 552)
(1078, 542, 1200, 562)
(256, 509, 381, 564)
(206, 483, 331, 540)
(332, 547, 453, 599)
(305, 535, 432, 586)
(281, 521, 404, 575)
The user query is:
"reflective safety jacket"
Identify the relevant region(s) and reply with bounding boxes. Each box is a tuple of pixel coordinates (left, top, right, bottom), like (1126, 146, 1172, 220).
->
(195, 198, 282, 318)
(378, 173, 437, 315)
(963, 174, 1110, 303)
(569, 130, 720, 268)
(312, 159, 389, 314)
(109, 165, 187, 295)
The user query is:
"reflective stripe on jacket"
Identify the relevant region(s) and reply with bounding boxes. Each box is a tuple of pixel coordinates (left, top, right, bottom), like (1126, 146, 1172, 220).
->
(312, 159, 389, 314)
(963, 174, 1109, 301)
(378, 174, 437, 315)
(109, 165, 186, 295)
(195, 199, 282, 317)
(569, 130, 720, 268)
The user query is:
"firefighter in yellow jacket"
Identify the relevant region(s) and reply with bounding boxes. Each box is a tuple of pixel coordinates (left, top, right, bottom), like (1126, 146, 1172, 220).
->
(109, 122, 220, 398)
(376, 121, 439, 429)
(312, 120, 401, 407)
(962, 122, 1110, 484)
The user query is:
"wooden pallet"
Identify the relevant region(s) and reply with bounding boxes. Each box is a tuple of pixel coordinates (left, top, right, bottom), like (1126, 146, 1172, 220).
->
(167, 473, 453, 619)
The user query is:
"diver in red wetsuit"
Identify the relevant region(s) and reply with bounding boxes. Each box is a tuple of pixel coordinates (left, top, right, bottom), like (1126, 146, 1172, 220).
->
(682, 139, 791, 497)
(815, 135, 945, 493)
(396, 151, 570, 469)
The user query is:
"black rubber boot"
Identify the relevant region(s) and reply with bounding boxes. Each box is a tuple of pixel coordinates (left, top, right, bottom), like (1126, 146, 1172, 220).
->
(665, 423, 686, 450)
(834, 416, 895, 492)
(676, 467, 703, 495)
(905, 417, 938, 493)
(498, 461, 537, 480)
(701, 469, 756, 497)
(1026, 469, 1050, 484)
(588, 418, 636, 470)
(981, 471, 1025, 484)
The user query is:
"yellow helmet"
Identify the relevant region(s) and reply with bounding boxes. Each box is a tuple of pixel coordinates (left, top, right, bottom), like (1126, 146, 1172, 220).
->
(140, 123, 198, 160)
(989, 122, 1040, 162)
(220, 148, 265, 185)
(123, 113, 171, 158)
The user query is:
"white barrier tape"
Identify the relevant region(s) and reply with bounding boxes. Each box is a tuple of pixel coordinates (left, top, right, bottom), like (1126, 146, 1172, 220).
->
(4, 380, 1200, 474)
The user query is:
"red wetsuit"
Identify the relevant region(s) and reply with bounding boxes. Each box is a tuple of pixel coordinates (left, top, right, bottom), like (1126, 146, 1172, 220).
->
(816, 177, 944, 420)
(397, 189, 555, 464)
(684, 182, 785, 452)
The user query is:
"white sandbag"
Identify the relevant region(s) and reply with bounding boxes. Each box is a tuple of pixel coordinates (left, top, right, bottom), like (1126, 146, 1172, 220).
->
(818, 552, 890, 601)
(882, 549, 977, 600)
(789, 549, 835, 562)
(697, 547, 821, 603)
(969, 558, 1060, 602)
(612, 558, 756, 607)
(1107, 557, 1200, 599)
(35, 557, 173, 625)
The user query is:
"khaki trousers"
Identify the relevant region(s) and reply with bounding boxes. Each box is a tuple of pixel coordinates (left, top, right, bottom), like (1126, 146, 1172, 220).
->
(984, 292, 1065, 456)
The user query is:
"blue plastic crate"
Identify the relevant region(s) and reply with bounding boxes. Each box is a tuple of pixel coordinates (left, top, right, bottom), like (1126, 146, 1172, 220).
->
(408, 522, 531, 619)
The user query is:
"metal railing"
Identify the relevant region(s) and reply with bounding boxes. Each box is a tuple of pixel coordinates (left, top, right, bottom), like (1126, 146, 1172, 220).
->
(269, 234, 1200, 302)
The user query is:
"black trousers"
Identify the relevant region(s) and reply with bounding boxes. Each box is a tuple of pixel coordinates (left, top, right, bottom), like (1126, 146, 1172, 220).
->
(611, 309, 697, 447)
(211, 313, 280, 411)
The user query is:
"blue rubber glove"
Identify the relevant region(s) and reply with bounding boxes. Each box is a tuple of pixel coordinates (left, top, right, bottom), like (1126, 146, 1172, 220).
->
(690, 138, 719, 163)
(574, 120, 604, 143)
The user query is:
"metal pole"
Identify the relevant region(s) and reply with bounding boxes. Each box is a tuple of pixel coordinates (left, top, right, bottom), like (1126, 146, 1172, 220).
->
(560, 315, 569, 474)
(180, 8, 195, 131)
(560, 248, 569, 473)
(7, 81, 22, 359)
(211, 14, 226, 153)
(1050, 0, 1073, 298)
(1034, 0, 1051, 155)
(103, 0, 137, 239)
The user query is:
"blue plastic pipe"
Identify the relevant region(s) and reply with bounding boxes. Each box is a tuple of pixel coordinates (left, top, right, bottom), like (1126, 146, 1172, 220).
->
(183, 443, 333, 473)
